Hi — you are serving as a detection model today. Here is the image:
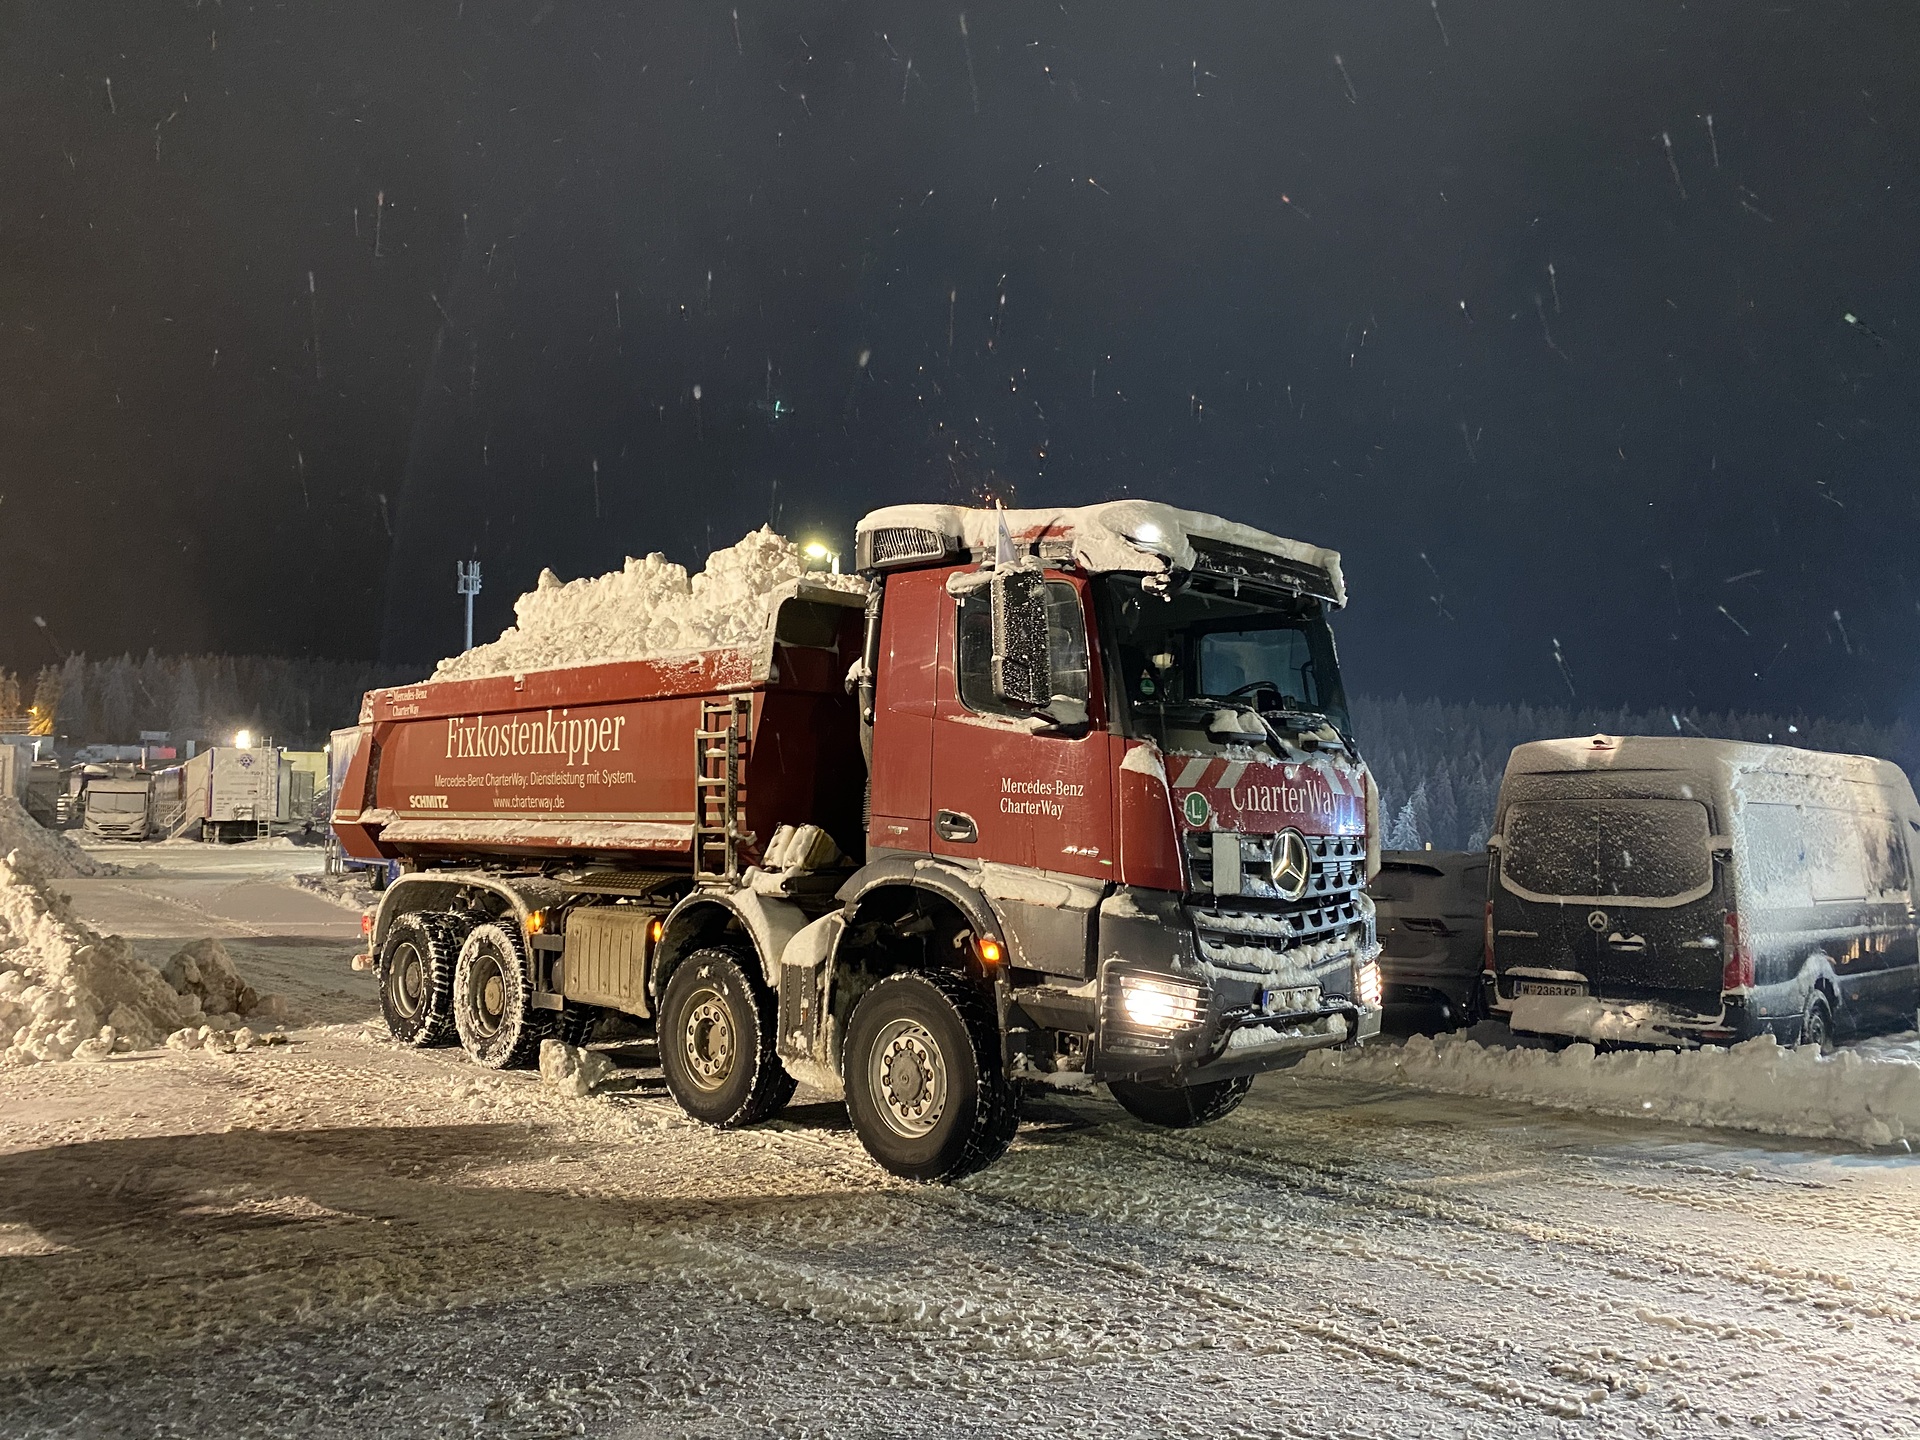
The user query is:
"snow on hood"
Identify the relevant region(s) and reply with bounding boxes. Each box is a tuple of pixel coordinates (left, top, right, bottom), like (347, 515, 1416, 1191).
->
(855, 501, 1345, 605)
(432, 527, 865, 682)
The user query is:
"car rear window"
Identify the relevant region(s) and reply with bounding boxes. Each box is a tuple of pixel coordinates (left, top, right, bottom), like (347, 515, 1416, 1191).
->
(1503, 798, 1712, 901)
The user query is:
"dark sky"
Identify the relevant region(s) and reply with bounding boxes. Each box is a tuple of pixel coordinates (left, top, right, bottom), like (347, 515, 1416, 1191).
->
(3, 1, 1917, 722)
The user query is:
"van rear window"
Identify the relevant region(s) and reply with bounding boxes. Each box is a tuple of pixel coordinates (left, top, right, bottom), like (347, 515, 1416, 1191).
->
(1503, 799, 1712, 901)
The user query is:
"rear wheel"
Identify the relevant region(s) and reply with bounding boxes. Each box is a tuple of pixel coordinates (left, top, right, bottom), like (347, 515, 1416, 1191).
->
(844, 971, 1021, 1183)
(378, 911, 461, 1047)
(658, 948, 795, 1126)
(453, 921, 552, 1069)
(1799, 992, 1835, 1053)
(1108, 1074, 1254, 1129)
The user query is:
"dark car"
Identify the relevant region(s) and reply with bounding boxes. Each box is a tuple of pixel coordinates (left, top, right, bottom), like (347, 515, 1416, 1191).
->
(1371, 850, 1490, 1027)
(1485, 735, 1920, 1049)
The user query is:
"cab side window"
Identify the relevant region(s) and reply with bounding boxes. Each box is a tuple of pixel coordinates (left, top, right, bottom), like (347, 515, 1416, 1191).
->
(956, 580, 1091, 718)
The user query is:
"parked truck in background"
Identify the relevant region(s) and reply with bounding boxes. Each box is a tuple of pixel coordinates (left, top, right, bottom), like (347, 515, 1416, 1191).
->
(81, 771, 155, 841)
(334, 502, 1383, 1180)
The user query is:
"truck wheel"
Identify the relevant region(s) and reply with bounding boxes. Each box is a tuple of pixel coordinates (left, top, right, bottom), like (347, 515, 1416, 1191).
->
(378, 911, 459, 1047)
(1108, 1074, 1253, 1129)
(453, 922, 552, 1069)
(844, 971, 1021, 1184)
(658, 948, 795, 1127)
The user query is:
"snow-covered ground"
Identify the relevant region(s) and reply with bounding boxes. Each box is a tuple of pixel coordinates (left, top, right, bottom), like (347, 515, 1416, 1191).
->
(2, 844, 1918, 1437)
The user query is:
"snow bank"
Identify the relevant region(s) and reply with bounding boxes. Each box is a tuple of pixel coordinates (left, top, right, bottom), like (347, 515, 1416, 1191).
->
(432, 528, 864, 682)
(0, 794, 107, 879)
(1298, 1030, 1920, 1148)
(0, 853, 281, 1066)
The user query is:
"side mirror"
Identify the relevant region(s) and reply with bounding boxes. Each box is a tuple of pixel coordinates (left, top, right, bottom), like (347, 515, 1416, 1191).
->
(990, 567, 1053, 711)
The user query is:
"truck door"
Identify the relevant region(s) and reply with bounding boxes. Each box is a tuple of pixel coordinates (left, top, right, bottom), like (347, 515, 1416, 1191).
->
(928, 572, 1113, 972)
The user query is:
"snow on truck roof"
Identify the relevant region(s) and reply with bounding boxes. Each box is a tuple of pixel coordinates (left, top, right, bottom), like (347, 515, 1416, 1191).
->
(855, 500, 1346, 606)
(1506, 733, 1910, 791)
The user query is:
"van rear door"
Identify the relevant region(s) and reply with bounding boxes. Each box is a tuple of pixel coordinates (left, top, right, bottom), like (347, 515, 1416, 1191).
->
(1500, 796, 1725, 1013)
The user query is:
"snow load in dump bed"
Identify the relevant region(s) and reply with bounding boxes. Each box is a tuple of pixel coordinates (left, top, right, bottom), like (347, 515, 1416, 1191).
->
(1506, 734, 1908, 793)
(855, 500, 1346, 606)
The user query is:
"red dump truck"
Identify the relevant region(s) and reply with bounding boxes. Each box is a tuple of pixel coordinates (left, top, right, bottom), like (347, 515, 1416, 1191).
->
(336, 501, 1382, 1180)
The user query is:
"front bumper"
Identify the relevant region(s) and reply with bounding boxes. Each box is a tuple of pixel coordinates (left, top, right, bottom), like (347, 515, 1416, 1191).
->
(1089, 886, 1381, 1082)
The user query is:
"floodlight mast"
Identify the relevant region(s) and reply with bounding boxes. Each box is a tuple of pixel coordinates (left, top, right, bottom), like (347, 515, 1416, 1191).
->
(456, 560, 483, 652)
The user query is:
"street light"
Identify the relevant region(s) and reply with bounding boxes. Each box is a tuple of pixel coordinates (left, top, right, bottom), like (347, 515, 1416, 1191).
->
(802, 541, 841, 575)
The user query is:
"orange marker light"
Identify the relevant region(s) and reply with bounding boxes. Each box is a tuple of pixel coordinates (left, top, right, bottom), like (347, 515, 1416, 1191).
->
(979, 937, 1004, 965)
(649, 917, 665, 944)
(527, 910, 545, 935)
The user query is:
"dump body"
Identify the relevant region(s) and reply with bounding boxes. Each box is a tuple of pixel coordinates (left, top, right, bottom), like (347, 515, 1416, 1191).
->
(333, 584, 866, 869)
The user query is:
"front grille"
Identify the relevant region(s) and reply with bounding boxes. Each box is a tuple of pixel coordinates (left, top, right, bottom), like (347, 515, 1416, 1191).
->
(1183, 831, 1364, 900)
(1190, 897, 1364, 952)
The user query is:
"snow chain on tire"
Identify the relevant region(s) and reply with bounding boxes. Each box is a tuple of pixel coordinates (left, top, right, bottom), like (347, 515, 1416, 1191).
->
(658, 947, 796, 1127)
(844, 969, 1022, 1184)
(378, 910, 464, 1047)
(452, 921, 555, 1069)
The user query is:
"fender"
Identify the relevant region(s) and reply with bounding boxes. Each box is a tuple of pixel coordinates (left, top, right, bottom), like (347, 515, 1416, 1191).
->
(370, 871, 573, 964)
(655, 884, 815, 998)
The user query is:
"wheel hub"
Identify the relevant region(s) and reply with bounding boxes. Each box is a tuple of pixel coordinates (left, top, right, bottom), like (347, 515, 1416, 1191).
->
(872, 1019, 947, 1139)
(390, 944, 424, 1018)
(467, 954, 507, 1039)
(684, 992, 736, 1089)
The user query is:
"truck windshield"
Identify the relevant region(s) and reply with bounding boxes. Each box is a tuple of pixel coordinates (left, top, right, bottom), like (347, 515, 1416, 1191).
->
(90, 790, 147, 812)
(1094, 573, 1350, 750)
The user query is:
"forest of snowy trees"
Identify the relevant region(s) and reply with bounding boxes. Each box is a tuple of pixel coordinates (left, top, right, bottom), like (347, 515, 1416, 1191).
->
(3, 656, 1911, 854)
(0, 654, 419, 749)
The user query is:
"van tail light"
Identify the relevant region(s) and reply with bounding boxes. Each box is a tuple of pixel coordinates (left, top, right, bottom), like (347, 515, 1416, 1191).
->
(1482, 901, 1496, 972)
(1722, 911, 1754, 991)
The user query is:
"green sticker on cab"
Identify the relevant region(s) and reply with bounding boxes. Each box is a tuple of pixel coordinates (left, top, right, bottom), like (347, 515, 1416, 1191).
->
(1182, 790, 1211, 827)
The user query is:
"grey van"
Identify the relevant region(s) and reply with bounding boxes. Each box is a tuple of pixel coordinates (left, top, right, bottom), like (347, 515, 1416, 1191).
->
(1484, 735, 1920, 1048)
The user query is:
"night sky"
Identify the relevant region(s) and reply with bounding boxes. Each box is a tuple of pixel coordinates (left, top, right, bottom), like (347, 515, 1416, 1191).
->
(3, 2, 1917, 722)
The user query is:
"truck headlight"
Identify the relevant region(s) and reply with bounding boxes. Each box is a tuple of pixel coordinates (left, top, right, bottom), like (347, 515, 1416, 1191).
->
(1355, 958, 1382, 1009)
(1117, 974, 1206, 1032)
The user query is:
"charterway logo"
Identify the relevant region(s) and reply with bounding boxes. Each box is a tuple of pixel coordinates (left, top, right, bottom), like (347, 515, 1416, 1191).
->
(1182, 790, 1211, 827)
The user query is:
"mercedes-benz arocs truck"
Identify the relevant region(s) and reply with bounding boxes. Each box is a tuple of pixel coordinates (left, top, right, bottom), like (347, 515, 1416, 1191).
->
(334, 502, 1382, 1181)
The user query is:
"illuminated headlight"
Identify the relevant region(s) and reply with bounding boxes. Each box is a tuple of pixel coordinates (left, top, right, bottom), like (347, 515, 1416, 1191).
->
(1118, 974, 1206, 1032)
(1355, 959, 1382, 1009)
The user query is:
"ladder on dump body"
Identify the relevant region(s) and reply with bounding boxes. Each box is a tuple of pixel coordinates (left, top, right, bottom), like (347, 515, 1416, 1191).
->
(694, 695, 752, 881)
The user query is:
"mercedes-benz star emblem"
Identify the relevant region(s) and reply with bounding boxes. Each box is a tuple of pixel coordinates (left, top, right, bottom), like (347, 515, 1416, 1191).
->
(1274, 829, 1312, 902)
(1587, 909, 1609, 932)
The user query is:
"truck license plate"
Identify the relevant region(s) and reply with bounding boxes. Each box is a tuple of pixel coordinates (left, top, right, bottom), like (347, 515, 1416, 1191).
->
(1514, 982, 1585, 998)
(1262, 985, 1319, 1015)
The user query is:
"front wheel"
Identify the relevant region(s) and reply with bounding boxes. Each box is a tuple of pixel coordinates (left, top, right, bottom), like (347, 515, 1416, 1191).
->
(658, 948, 794, 1126)
(843, 971, 1020, 1183)
(1108, 1074, 1253, 1129)
(1799, 992, 1835, 1053)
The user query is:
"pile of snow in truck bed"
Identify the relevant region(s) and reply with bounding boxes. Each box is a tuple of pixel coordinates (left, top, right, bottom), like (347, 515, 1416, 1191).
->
(433, 527, 863, 682)
(0, 852, 280, 1065)
(1298, 1030, 1920, 1148)
(0, 794, 107, 879)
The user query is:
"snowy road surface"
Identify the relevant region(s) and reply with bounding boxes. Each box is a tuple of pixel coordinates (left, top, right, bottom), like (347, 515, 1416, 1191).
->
(2, 846, 1917, 1438)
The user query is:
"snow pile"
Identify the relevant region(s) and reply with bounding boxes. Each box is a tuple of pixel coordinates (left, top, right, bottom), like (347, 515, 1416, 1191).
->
(0, 794, 107, 879)
(1299, 1030, 1920, 1147)
(0, 853, 281, 1065)
(433, 528, 864, 681)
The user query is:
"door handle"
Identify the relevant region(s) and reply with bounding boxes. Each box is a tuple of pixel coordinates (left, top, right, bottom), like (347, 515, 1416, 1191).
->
(935, 809, 978, 843)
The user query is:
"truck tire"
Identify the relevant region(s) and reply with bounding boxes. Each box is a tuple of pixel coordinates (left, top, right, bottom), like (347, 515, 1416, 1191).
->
(658, 948, 795, 1127)
(844, 971, 1021, 1184)
(453, 921, 553, 1069)
(1108, 1074, 1253, 1129)
(377, 911, 460, 1047)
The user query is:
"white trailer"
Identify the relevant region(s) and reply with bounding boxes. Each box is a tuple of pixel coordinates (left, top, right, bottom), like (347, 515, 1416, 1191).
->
(179, 747, 287, 841)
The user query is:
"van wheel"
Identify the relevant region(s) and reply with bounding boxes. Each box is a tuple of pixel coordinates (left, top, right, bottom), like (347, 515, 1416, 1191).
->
(378, 911, 459, 1047)
(1799, 993, 1835, 1053)
(453, 922, 552, 1069)
(1109, 1074, 1253, 1129)
(844, 971, 1021, 1183)
(658, 949, 795, 1126)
